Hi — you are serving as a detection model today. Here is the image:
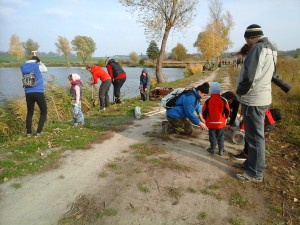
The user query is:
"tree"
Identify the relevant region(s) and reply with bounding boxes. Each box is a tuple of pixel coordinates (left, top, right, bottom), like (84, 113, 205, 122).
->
(120, 0, 199, 83)
(129, 51, 139, 64)
(171, 43, 187, 61)
(146, 40, 160, 61)
(55, 36, 72, 64)
(194, 0, 233, 62)
(8, 34, 24, 61)
(71, 36, 96, 63)
(23, 38, 39, 58)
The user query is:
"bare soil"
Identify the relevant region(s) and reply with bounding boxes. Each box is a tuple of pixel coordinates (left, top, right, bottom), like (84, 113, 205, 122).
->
(0, 69, 297, 225)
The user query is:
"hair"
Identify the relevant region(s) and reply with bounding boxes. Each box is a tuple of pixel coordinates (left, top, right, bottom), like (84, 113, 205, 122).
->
(239, 44, 250, 56)
(221, 91, 236, 100)
(86, 65, 91, 70)
(30, 56, 40, 63)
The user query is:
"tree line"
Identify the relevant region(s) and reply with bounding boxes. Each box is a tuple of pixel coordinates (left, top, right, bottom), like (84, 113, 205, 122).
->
(8, 0, 234, 83)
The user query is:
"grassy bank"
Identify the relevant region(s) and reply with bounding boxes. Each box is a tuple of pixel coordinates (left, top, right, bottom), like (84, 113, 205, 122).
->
(0, 68, 207, 182)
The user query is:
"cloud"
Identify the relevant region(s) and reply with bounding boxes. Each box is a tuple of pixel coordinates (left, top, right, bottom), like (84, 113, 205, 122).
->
(45, 8, 72, 19)
(0, 6, 14, 17)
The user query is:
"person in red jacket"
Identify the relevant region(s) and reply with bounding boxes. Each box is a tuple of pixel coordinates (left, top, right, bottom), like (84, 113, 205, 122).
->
(105, 57, 127, 104)
(86, 64, 111, 110)
(202, 82, 230, 155)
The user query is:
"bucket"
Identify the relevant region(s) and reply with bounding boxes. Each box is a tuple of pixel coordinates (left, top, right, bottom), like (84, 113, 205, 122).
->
(231, 130, 245, 145)
(134, 106, 142, 119)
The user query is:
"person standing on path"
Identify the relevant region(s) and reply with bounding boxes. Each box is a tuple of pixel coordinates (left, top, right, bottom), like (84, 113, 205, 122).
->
(105, 57, 127, 104)
(235, 24, 277, 182)
(20, 56, 48, 137)
(86, 65, 111, 111)
(203, 82, 230, 156)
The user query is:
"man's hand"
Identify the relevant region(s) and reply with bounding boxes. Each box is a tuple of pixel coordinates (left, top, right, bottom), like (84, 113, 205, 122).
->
(199, 122, 208, 131)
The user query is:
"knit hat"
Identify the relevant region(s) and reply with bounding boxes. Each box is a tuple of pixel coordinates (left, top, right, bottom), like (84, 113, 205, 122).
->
(244, 24, 264, 38)
(196, 82, 209, 94)
(210, 82, 220, 94)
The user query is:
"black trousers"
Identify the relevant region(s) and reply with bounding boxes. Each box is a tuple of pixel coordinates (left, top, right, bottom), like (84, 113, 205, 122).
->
(112, 78, 126, 101)
(25, 92, 47, 134)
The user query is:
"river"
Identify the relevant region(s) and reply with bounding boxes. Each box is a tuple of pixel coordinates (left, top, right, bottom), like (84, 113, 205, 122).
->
(0, 67, 185, 104)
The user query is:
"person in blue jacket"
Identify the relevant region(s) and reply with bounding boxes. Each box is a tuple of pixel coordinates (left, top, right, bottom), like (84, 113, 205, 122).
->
(139, 68, 150, 101)
(20, 56, 48, 137)
(166, 82, 209, 135)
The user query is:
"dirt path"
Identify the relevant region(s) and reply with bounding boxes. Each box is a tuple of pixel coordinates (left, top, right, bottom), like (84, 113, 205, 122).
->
(0, 69, 267, 225)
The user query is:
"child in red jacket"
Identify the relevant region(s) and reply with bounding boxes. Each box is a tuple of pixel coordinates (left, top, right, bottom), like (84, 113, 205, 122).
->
(202, 82, 230, 155)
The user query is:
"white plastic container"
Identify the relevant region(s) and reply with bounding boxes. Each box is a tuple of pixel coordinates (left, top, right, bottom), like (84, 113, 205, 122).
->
(134, 106, 142, 119)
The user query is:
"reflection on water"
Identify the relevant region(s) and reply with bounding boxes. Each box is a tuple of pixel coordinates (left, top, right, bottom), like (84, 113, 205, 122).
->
(0, 67, 185, 103)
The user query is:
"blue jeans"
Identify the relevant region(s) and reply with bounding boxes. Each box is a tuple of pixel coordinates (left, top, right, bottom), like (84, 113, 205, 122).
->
(242, 104, 268, 178)
(208, 128, 224, 152)
(72, 101, 85, 126)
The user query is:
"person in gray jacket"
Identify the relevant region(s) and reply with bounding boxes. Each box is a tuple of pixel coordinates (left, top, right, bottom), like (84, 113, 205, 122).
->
(235, 24, 277, 182)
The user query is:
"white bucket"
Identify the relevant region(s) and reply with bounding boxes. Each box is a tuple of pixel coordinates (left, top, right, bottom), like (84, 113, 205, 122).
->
(134, 106, 142, 119)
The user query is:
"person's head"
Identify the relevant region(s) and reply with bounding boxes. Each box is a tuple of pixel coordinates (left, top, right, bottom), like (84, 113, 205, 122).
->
(141, 68, 148, 76)
(86, 65, 92, 72)
(221, 91, 236, 104)
(105, 57, 112, 66)
(196, 82, 209, 98)
(244, 24, 264, 47)
(210, 82, 220, 94)
(30, 55, 40, 63)
(68, 74, 81, 82)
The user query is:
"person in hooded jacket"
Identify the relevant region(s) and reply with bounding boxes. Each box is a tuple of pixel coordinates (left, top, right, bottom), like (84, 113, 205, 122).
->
(20, 56, 48, 137)
(139, 68, 150, 101)
(202, 82, 230, 155)
(68, 74, 85, 126)
(166, 82, 210, 135)
(105, 57, 127, 104)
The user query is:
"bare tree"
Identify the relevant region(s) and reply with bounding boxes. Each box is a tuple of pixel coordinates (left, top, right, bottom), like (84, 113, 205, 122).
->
(55, 36, 72, 65)
(23, 38, 39, 58)
(8, 34, 24, 62)
(120, 0, 199, 83)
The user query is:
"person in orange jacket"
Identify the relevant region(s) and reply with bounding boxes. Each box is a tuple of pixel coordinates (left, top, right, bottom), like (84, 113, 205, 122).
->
(86, 64, 111, 110)
(202, 82, 230, 155)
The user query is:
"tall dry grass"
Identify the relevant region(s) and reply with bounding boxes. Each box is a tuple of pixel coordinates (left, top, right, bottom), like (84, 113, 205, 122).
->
(0, 78, 95, 142)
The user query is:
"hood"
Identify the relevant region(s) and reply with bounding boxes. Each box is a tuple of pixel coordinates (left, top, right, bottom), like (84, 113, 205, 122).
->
(71, 74, 81, 81)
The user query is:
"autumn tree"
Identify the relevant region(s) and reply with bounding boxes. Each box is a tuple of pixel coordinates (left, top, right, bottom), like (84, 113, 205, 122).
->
(146, 40, 160, 61)
(194, 0, 233, 62)
(71, 36, 96, 63)
(55, 36, 72, 64)
(129, 51, 139, 64)
(171, 43, 187, 61)
(23, 38, 39, 58)
(8, 34, 24, 61)
(120, 0, 199, 83)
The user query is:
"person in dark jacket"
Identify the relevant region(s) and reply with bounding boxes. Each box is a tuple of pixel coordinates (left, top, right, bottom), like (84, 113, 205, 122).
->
(221, 91, 240, 127)
(20, 56, 48, 137)
(166, 82, 209, 135)
(105, 57, 127, 104)
(139, 68, 150, 101)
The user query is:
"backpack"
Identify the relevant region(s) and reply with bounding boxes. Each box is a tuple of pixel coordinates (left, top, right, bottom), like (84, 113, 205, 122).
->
(269, 108, 281, 121)
(22, 72, 36, 88)
(161, 88, 194, 109)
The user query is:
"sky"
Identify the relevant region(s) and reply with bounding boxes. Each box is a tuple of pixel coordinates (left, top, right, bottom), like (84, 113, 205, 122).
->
(1, 0, 300, 57)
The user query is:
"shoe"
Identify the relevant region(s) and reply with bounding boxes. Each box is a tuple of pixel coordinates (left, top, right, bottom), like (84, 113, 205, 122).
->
(232, 152, 248, 161)
(219, 149, 225, 156)
(100, 107, 106, 111)
(207, 148, 214, 154)
(236, 172, 263, 183)
(36, 132, 47, 137)
(27, 134, 32, 138)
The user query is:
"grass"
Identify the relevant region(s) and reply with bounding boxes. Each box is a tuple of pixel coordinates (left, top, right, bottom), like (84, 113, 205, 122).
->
(97, 208, 118, 219)
(137, 181, 150, 193)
